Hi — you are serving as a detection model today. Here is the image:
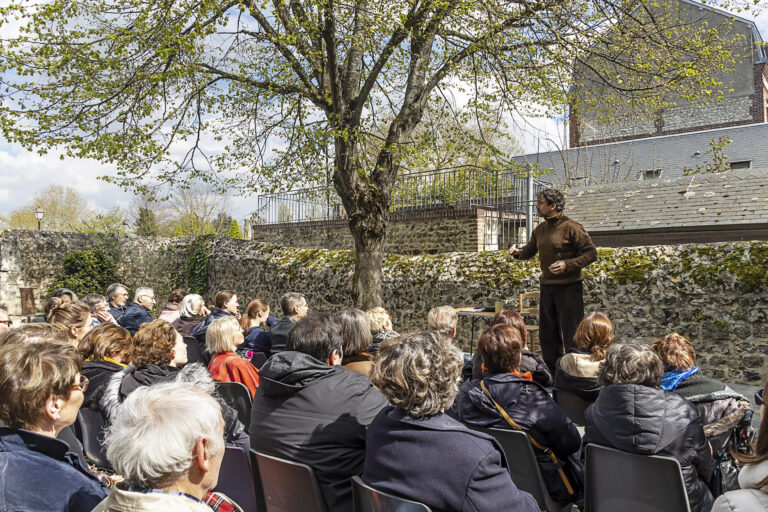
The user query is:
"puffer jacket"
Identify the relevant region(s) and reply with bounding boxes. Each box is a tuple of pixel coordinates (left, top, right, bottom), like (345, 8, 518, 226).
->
(585, 384, 714, 512)
(712, 459, 768, 511)
(451, 372, 582, 506)
(249, 351, 388, 511)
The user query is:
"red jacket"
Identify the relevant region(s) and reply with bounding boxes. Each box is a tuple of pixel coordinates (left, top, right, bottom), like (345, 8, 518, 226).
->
(208, 352, 260, 398)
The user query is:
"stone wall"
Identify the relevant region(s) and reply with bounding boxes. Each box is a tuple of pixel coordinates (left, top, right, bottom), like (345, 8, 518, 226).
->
(1, 230, 766, 383)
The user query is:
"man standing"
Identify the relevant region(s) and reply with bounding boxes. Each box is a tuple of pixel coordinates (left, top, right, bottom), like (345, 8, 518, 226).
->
(105, 283, 129, 323)
(118, 287, 155, 335)
(508, 188, 597, 373)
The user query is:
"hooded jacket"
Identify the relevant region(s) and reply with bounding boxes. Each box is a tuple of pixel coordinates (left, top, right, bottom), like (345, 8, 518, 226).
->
(451, 373, 582, 506)
(100, 363, 249, 450)
(248, 351, 388, 512)
(585, 384, 714, 512)
(712, 458, 768, 511)
(82, 359, 126, 411)
(555, 353, 601, 402)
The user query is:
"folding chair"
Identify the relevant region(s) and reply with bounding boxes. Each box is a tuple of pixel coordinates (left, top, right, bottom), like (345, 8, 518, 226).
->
(76, 408, 113, 472)
(552, 388, 591, 426)
(584, 443, 691, 512)
(519, 291, 540, 353)
(251, 449, 328, 512)
(215, 381, 253, 428)
(183, 335, 210, 365)
(351, 475, 431, 512)
(212, 447, 262, 512)
(471, 426, 562, 512)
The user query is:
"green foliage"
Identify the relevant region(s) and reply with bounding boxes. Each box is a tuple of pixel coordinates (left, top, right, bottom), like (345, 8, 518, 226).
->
(185, 235, 214, 295)
(81, 208, 129, 235)
(585, 248, 657, 285)
(680, 243, 768, 291)
(48, 249, 120, 297)
(134, 207, 159, 236)
(682, 137, 732, 176)
(228, 220, 242, 239)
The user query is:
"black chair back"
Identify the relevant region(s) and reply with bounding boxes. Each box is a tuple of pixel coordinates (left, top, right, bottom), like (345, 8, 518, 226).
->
(183, 335, 210, 365)
(215, 381, 253, 428)
(471, 427, 559, 512)
(213, 447, 263, 512)
(552, 388, 590, 426)
(251, 449, 328, 512)
(351, 476, 432, 512)
(251, 352, 268, 369)
(76, 408, 113, 471)
(584, 444, 691, 512)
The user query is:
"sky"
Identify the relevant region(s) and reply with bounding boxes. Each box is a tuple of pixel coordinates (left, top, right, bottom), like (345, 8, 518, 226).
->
(1, 4, 767, 224)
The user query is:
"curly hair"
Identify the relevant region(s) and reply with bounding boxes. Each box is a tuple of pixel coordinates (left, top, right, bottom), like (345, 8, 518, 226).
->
(538, 188, 565, 211)
(131, 320, 177, 367)
(478, 324, 524, 373)
(597, 342, 663, 388)
(573, 312, 614, 361)
(652, 333, 696, 371)
(370, 331, 463, 418)
(366, 307, 391, 333)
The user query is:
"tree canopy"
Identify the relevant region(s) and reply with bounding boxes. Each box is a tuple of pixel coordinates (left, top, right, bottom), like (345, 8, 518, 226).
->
(0, 0, 747, 306)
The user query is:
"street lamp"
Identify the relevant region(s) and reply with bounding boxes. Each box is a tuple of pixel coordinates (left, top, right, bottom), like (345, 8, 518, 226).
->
(34, 207, 44, 231)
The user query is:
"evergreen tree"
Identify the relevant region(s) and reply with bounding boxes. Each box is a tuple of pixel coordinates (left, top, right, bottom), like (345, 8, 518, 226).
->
(228, 220, 242, 239)
(134, 207, 159, 236)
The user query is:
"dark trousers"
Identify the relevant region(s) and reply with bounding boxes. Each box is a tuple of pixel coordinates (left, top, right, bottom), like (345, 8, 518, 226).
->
(539, 281, 584, 373)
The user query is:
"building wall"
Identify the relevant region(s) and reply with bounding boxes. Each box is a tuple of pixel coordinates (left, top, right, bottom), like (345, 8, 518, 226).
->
(570, 1, 766, 147)
(1, 230, 766, 384)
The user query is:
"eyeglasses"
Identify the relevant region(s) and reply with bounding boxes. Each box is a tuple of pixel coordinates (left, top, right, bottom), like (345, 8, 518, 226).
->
(73, 375, 89, 393)
(756, 388, 764, 407)
(0, 320, 11, 326)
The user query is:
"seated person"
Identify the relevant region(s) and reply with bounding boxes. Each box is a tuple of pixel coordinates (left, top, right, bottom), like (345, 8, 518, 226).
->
(366, 307, 399, 354)
(339, 307, 374, 376)
(471, 310, 552, 386)
(0, 342, 109, 511)
(172, 293, 208, 337)
(249, 312, 388, 511)
(653, 332, 750, 451)
(157, 288, 186, 324)
(207, 316, 260, 397)
(191, 290, 241, 345)
(363, 332, 539, 512)
(101, 320, 249, 451)
(82, 293, 117, 326)
(80, 323, 133, 411)
(0, 322, 70, 347)
(238, 298, 277, 357)
(48, 300, 94, 348)
(117, 287, 155, 336)
(267, 292, 308, 355)
(454, 323, 582, 507)
(427, 305, 458, 344)
(93, 381, 226, 512)
(713, 381, 768, 511)
(585, 342, 714, 512)
(555, 311, 614, 401)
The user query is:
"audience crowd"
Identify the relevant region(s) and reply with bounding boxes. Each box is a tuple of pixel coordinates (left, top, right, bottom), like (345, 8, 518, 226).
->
(0, 282, 764, 512)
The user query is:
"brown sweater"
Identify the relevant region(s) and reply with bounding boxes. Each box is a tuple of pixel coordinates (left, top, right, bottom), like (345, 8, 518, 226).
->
(516, 214, 597, 285)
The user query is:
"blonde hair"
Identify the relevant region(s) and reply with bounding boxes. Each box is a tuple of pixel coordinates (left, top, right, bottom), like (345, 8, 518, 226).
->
(427, 306, 457, 338)
(206, 316, 242, 353)
(367, 307, 390, 333)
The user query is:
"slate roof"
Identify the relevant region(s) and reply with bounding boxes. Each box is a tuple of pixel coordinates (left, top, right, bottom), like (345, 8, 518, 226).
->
(566, 169, 768, 232)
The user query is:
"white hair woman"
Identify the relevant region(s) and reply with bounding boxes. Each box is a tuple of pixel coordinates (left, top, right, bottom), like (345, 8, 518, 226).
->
(93, 381, 225, 511)
(207, 316, 260, 397)
(361, 332, 539, 512)
(172, 294, 208, 337)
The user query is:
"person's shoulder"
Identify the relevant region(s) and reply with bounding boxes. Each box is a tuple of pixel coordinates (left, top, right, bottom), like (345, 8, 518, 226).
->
(713, 488, 768, 512)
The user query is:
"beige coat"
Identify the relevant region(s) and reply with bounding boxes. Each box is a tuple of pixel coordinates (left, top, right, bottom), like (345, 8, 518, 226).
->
(91, 483, 216, 512)
(712, 459, 768, 511)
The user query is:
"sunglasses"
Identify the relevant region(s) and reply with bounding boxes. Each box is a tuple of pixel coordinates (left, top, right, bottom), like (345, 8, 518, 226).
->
(755, 388, 764, 406)
(73, 375, 89, 393)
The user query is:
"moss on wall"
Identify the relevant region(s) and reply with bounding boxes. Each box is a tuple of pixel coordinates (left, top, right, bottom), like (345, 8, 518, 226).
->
(680, 242, 768, 291)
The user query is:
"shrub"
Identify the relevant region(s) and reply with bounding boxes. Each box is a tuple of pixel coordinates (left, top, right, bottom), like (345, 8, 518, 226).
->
(48, 249, 120, 297)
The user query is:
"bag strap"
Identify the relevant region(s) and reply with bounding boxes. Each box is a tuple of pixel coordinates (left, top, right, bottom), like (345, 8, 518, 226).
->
(480, 380, 575, 495)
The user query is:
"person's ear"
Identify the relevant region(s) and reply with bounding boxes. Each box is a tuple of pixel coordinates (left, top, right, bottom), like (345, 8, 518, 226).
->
(44, 396, 65, 422)
(328, 349, 342, 366)
(69, 326, 79, 339)
(194, 438, 211, 473)
(450, 327, 457, 338)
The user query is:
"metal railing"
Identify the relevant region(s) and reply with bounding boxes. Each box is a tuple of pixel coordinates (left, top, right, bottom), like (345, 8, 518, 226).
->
(252, 166, 550, 248)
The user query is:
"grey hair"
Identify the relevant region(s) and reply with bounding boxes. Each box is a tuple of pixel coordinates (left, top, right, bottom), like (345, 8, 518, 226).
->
(280, 292, 305, 316)
(104, 380, 224, 489)
(179, 294, 204, 318)
(597, 342, 663, 388)
(133, 287, 154, 302)
(105, 283, 128, 300)
(371, 331, 463, 418)
(427, 306, 457, 339)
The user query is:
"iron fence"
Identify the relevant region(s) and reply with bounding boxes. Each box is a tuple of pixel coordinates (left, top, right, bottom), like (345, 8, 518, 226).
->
(253, 166, 549, 248)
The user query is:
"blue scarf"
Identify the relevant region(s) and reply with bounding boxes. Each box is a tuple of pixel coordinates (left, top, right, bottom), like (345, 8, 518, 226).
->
(661, 366, 699, 391)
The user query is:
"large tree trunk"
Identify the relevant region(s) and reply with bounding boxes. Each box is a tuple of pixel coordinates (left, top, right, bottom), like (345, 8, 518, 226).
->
(350, 217, 385, 309)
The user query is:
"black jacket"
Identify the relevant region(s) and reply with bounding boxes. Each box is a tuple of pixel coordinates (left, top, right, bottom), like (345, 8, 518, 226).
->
(248, 351, 388, 511)
(171, 315, 202, 337)
(109, 304, 127, 323)
(81, 359, 125, 411)
(451, 373, 582, 505)
(585, 384, 714, 512)
(191, 308, 233, 346)
(267, 317, 296, 355)
(363, 406, 539, 512)
(117, 302, 154, 335)
(555, 357, 601, 402)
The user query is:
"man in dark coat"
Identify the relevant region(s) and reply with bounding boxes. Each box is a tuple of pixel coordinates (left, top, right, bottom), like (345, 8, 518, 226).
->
(584, 342, 714, 512)
(117, 287, 155, 335)
(266, 292, 308, 355)
(105, 283, 129, 323)
(248, 312, 387, 512)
